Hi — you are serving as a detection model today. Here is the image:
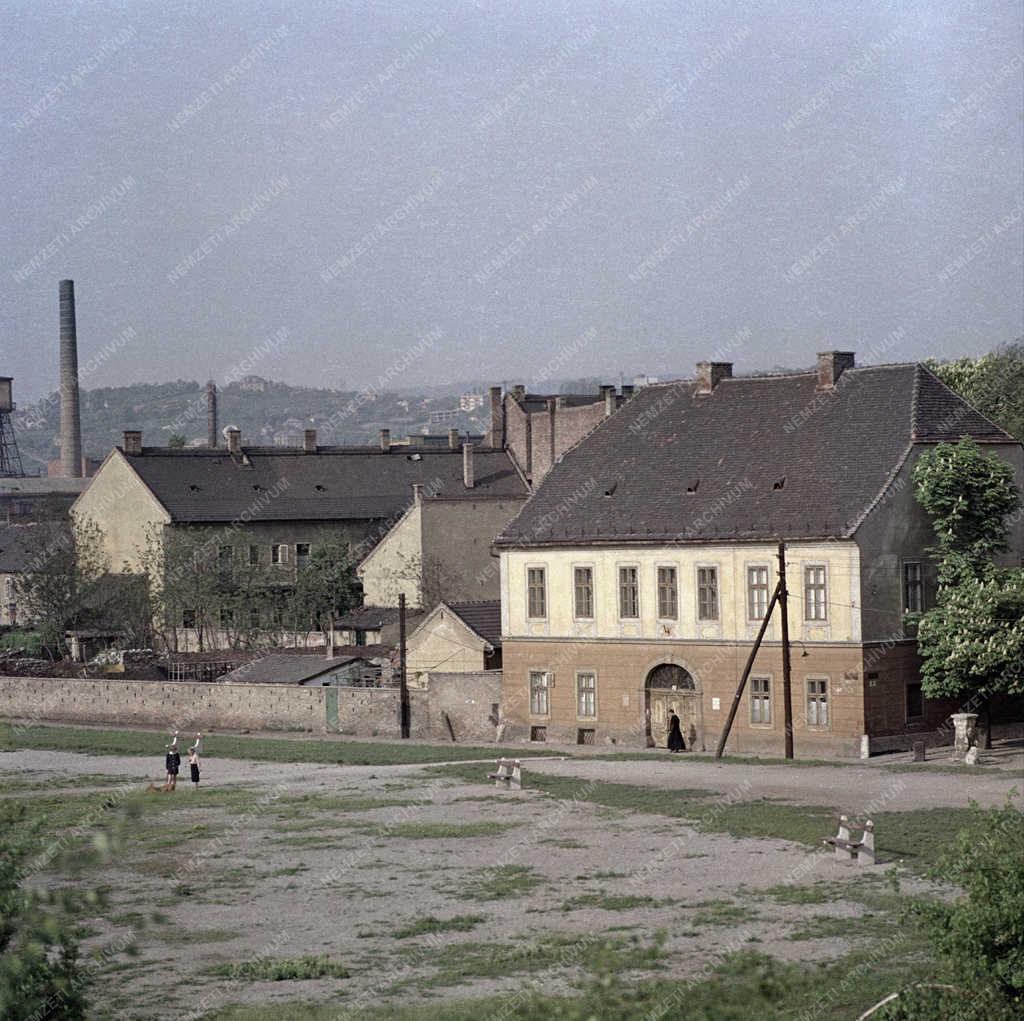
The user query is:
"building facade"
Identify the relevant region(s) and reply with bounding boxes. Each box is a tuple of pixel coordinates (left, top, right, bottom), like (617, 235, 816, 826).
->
(496, 354, 1024, 757)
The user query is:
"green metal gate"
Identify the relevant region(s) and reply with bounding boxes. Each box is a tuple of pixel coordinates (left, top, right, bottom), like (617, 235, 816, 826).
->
(325, 687, 339, 733)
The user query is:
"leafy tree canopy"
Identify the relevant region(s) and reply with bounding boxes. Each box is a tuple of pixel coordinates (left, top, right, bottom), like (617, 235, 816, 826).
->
(289, 535, 362, 636)
(928, 340, 1024, 442)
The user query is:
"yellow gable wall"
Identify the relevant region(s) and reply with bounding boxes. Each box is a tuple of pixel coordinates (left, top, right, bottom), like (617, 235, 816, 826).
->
(358, 502, 423, 608)
(71, 452, 170, 573)
(500, 542, 862, 645)
(406, 607, 488, 687)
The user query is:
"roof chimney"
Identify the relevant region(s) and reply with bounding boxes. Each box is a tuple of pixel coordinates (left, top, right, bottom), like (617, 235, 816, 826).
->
(511, 384, 526, 402)
(412, 482, 424, 504)
(448, 427, 459, 449)
(696, 362, 733, 395)
(226, 427, 241, 454)
(487, 386, 505, 448)
(601, 384, 616, 417)
(379, 428, 391, 452)
(58, 280, 83, 477)
(817, 351, 855, 390)
(122, 430, 142, 455)
(206, 381, 218, 447)
(462, 442, 475, 489)
(303, 428, 317, 453)
(621, 384, 635, 398)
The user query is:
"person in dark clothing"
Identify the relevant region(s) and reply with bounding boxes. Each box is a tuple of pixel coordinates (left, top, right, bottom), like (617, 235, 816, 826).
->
(666, 710, 686, 753)
(164, 731, 181, 790)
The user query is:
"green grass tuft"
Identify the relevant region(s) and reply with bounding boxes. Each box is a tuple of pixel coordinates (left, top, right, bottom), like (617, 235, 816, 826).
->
(208, 955, 349, 981)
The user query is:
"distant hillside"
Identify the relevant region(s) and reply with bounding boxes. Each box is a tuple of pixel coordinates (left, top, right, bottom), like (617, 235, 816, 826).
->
(10, 378, 494, 471)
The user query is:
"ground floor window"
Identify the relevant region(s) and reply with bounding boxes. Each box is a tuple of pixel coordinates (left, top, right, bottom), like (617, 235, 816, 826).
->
(576, 672, 597, 718)
(806, 678, 829, 727)
(529, 670, 549, 715)
(906, 682, 924, 722)
(750, 676, 771, 724)
(530, 725, 547, 742)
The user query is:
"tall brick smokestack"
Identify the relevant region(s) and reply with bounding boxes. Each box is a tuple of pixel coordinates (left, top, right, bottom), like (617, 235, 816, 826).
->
(58, 280, 83, 477)
(206, 380, 218, 447)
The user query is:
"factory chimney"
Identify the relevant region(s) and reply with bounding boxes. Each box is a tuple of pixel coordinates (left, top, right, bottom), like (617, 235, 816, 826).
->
(58, 280, 83, 477)
(206, 381, 218, 447)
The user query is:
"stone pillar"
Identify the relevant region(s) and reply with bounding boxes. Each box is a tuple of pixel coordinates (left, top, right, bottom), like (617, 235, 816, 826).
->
(950, 713, 978, 761)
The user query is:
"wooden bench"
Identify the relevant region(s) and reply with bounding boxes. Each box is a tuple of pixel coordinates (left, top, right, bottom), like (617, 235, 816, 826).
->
(487, 758, 522, 791)
(823, 816, 875, 865)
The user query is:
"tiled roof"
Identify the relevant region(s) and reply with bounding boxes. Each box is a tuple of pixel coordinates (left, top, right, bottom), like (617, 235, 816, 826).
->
(219, 651, 385, 685)
(497, 363, 1017, 547)
(337, 605, 427, 630)
(448, 600, 502, 647)
(121, 446, 527, 523)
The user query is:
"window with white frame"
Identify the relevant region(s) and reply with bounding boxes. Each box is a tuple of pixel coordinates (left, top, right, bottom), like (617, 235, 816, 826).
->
(576, 672, 596, 718)
(529, 670, 549, 715)
(271, 543, 289, 565)
(803, 565, 828, 621)
(902, 562, 923, 613)
(574, 566, 594, 619)
(527, 567, 547, 619)
(747, 566, 770, 620)
(697, 566, 719, 621)
(619, 566, 639, 618)
(806, 678, 829, 727)
(657, 566, 678, 620)
(750, 676, 771, 724)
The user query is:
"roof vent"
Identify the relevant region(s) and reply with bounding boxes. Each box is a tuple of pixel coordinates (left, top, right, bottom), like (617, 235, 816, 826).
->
(685, 480, 700, 494)
(604, 482, 617, 497)
(772, 477, 786, 491)
(315, 484, 326, 492)
(189, 483, 201, 492)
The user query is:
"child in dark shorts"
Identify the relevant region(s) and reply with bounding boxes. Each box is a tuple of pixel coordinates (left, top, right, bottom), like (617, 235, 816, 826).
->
(165, 732, 181, 791)
(188, 733, 202, 789)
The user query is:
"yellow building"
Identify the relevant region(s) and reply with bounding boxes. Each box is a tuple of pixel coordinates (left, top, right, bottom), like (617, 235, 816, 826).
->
(496, 354, 1024, 757)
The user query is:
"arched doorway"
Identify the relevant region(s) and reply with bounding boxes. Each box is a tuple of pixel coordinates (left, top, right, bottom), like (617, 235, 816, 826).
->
(645, 664, 702, 750)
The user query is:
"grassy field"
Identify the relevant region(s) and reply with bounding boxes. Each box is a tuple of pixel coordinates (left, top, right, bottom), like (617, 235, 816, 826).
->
(0, 721, 560, 766)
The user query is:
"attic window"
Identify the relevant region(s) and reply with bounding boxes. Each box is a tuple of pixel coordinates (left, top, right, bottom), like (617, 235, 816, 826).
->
(604, 483, 617, 498)
(772, 477, 786, 491)
(252, 484, 264, 493)
(315, 484, 327, 492)
(685, 480, 700, 495)
(188, 484, 201, 492)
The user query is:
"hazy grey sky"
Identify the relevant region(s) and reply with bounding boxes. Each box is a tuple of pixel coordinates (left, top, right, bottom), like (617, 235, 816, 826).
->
(3, 0, 1022, 402)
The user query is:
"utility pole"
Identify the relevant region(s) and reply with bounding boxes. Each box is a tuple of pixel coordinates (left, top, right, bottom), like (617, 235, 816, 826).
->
(715, 580, 781, 758)
(778, 541, 794, 759)
(398, 593, 410, 739)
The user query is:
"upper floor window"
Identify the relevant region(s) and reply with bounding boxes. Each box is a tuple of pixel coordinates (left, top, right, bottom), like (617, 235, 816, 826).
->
(750, 676, 771, 724)
(576, 672, 597, 718)
(248, 545, 260, 566)
(181, 608, 196, 629)
(697, 566, 719, 621)
(271, 543, 289, 566)
(249, 606, 261, 629)
(803, 565, 828, 621)
(295, 542, 311, 569)
(573, 567, 594, 619)
(527, 567, 547, 619)
(218, 544, 233, 563)
(902, 562, 923, 613)
(219, 607, 234, 629)
(747, 566, 770, 620)
(529, 670, 549, 715)
(657, 566, 678, 620)
(618, 566, 639, 619)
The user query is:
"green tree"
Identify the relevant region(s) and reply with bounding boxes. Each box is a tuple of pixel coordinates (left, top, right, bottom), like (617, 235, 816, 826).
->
(928, 341, 1024, 442)
(912, 440, 1024, 743)
(879, 799, 1024, 1020)
(13, 519, 109, 659)
(289, 534, 362, 637)
(167, 433, 187, 448)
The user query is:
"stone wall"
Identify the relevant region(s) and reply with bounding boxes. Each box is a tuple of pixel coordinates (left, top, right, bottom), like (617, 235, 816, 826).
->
(0, 675, 325, 732)
(411, 671, 501, 743)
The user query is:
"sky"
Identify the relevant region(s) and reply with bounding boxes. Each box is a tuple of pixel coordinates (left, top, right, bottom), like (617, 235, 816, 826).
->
(2, 0, 1022, 402)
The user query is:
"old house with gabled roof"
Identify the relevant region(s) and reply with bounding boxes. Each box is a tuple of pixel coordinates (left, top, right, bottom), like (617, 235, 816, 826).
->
(71, 426, 528, 649)
(494, 352, 1024, 757)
